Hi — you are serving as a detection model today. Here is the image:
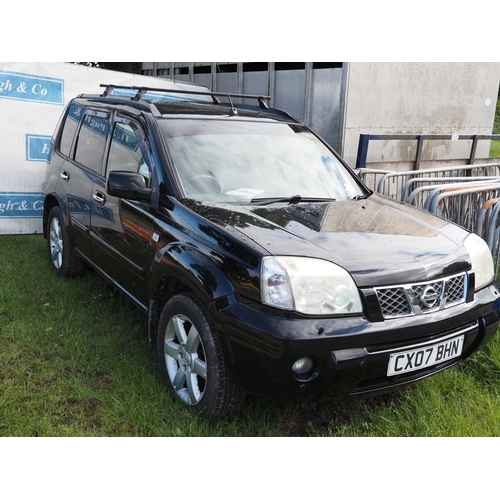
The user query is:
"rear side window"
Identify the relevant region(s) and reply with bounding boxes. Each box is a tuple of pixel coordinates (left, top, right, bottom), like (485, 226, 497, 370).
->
(59, 105, 85, 157)
(74, 110, 110, 174)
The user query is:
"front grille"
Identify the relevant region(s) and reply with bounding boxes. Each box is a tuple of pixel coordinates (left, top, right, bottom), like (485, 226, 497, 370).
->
(376, 288, 412, 317)
(446, 274, 466, 305)
(374, 273, 467, 319)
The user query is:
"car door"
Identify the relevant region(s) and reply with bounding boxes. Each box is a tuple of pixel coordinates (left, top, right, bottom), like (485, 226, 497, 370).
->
(89, 116, 156, 309)
(58, 105, 110, 259)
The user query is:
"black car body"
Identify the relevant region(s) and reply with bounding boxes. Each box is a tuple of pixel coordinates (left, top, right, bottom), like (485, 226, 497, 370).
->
(42, 84, 500, 417)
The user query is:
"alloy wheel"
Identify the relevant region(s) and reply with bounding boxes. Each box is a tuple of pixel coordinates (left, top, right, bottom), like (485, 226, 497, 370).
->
(163, 313, 208, 405)
(49, 216, 63, 269)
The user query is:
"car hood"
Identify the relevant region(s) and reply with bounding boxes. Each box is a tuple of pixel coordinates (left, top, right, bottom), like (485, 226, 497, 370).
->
(189, 194, 471, 287)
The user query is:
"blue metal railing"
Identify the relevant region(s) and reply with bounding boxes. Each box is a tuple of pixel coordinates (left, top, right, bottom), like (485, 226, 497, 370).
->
(355, 133, 500, 170)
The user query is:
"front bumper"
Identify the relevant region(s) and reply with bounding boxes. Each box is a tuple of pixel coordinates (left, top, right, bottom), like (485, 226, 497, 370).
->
(214, 282, 500, 402)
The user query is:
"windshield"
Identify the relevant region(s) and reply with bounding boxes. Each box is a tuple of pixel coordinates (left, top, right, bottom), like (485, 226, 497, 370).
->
(159, 119, 366, 203)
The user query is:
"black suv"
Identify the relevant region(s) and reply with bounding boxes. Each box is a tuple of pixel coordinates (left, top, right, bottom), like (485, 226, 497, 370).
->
(42, 84, 500, 418)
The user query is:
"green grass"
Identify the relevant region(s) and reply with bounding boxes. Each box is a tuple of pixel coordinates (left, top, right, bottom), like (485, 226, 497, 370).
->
(1, 234, 500, 437)
(490, 140, 500, 158)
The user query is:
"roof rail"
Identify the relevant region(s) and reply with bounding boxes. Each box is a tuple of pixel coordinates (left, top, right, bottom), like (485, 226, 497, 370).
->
(99, 84, 271, 109)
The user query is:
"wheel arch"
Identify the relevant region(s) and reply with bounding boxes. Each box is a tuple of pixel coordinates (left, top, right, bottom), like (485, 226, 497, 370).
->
(43, 194, 66, 239)
(147, 242, 235, 348)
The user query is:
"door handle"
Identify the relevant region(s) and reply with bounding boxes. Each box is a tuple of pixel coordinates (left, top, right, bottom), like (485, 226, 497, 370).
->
(93, 192, 106, 205)
(60, 171, 70, 182)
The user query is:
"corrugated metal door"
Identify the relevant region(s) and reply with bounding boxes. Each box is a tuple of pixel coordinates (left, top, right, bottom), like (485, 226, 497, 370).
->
(140, 62, 346, 151)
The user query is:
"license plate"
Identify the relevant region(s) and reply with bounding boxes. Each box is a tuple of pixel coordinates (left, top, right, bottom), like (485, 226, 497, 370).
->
(387, 335, 464, 376)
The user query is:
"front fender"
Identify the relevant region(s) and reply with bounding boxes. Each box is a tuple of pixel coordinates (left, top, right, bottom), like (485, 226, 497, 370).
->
(150, 242, 235, 304)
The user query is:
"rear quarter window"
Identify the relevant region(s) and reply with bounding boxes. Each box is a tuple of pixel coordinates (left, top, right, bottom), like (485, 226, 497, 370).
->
(58, 105, 85, 157)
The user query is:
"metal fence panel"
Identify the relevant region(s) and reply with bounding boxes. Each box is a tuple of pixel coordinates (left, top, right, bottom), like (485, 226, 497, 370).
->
(355, 168, 395, 192)
(405, 178, 500, 209)
(376, 163, 500, 201)
(426, 184, 500, 232)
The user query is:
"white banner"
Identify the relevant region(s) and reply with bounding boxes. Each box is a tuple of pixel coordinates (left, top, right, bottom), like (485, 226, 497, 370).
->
(0, 62, 203, 235)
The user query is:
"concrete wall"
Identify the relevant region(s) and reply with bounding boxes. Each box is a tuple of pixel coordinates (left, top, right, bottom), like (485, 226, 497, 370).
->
(342, 62, 500, 169)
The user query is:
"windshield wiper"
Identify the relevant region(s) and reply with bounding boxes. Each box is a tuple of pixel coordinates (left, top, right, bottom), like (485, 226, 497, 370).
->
(250, 195, 336, 206)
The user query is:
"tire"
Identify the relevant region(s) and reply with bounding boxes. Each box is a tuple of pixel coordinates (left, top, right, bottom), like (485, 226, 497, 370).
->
(157, 292, 246, 418)
(47, 206, 86, 277)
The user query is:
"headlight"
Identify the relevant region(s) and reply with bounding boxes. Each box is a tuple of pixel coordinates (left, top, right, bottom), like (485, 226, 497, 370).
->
(261, 256, 363, 315)
(464, 233, 494, 290)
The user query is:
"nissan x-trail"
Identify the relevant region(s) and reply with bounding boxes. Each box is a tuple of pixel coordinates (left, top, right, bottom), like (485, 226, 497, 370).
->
(42, 84, 500, 418)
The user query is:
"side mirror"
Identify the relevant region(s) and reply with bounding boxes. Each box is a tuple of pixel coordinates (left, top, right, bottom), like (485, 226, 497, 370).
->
(107, 171, 152, 201)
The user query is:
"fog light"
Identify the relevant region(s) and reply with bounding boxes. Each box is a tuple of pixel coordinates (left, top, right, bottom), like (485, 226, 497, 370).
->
(291, 357, 315, 381)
